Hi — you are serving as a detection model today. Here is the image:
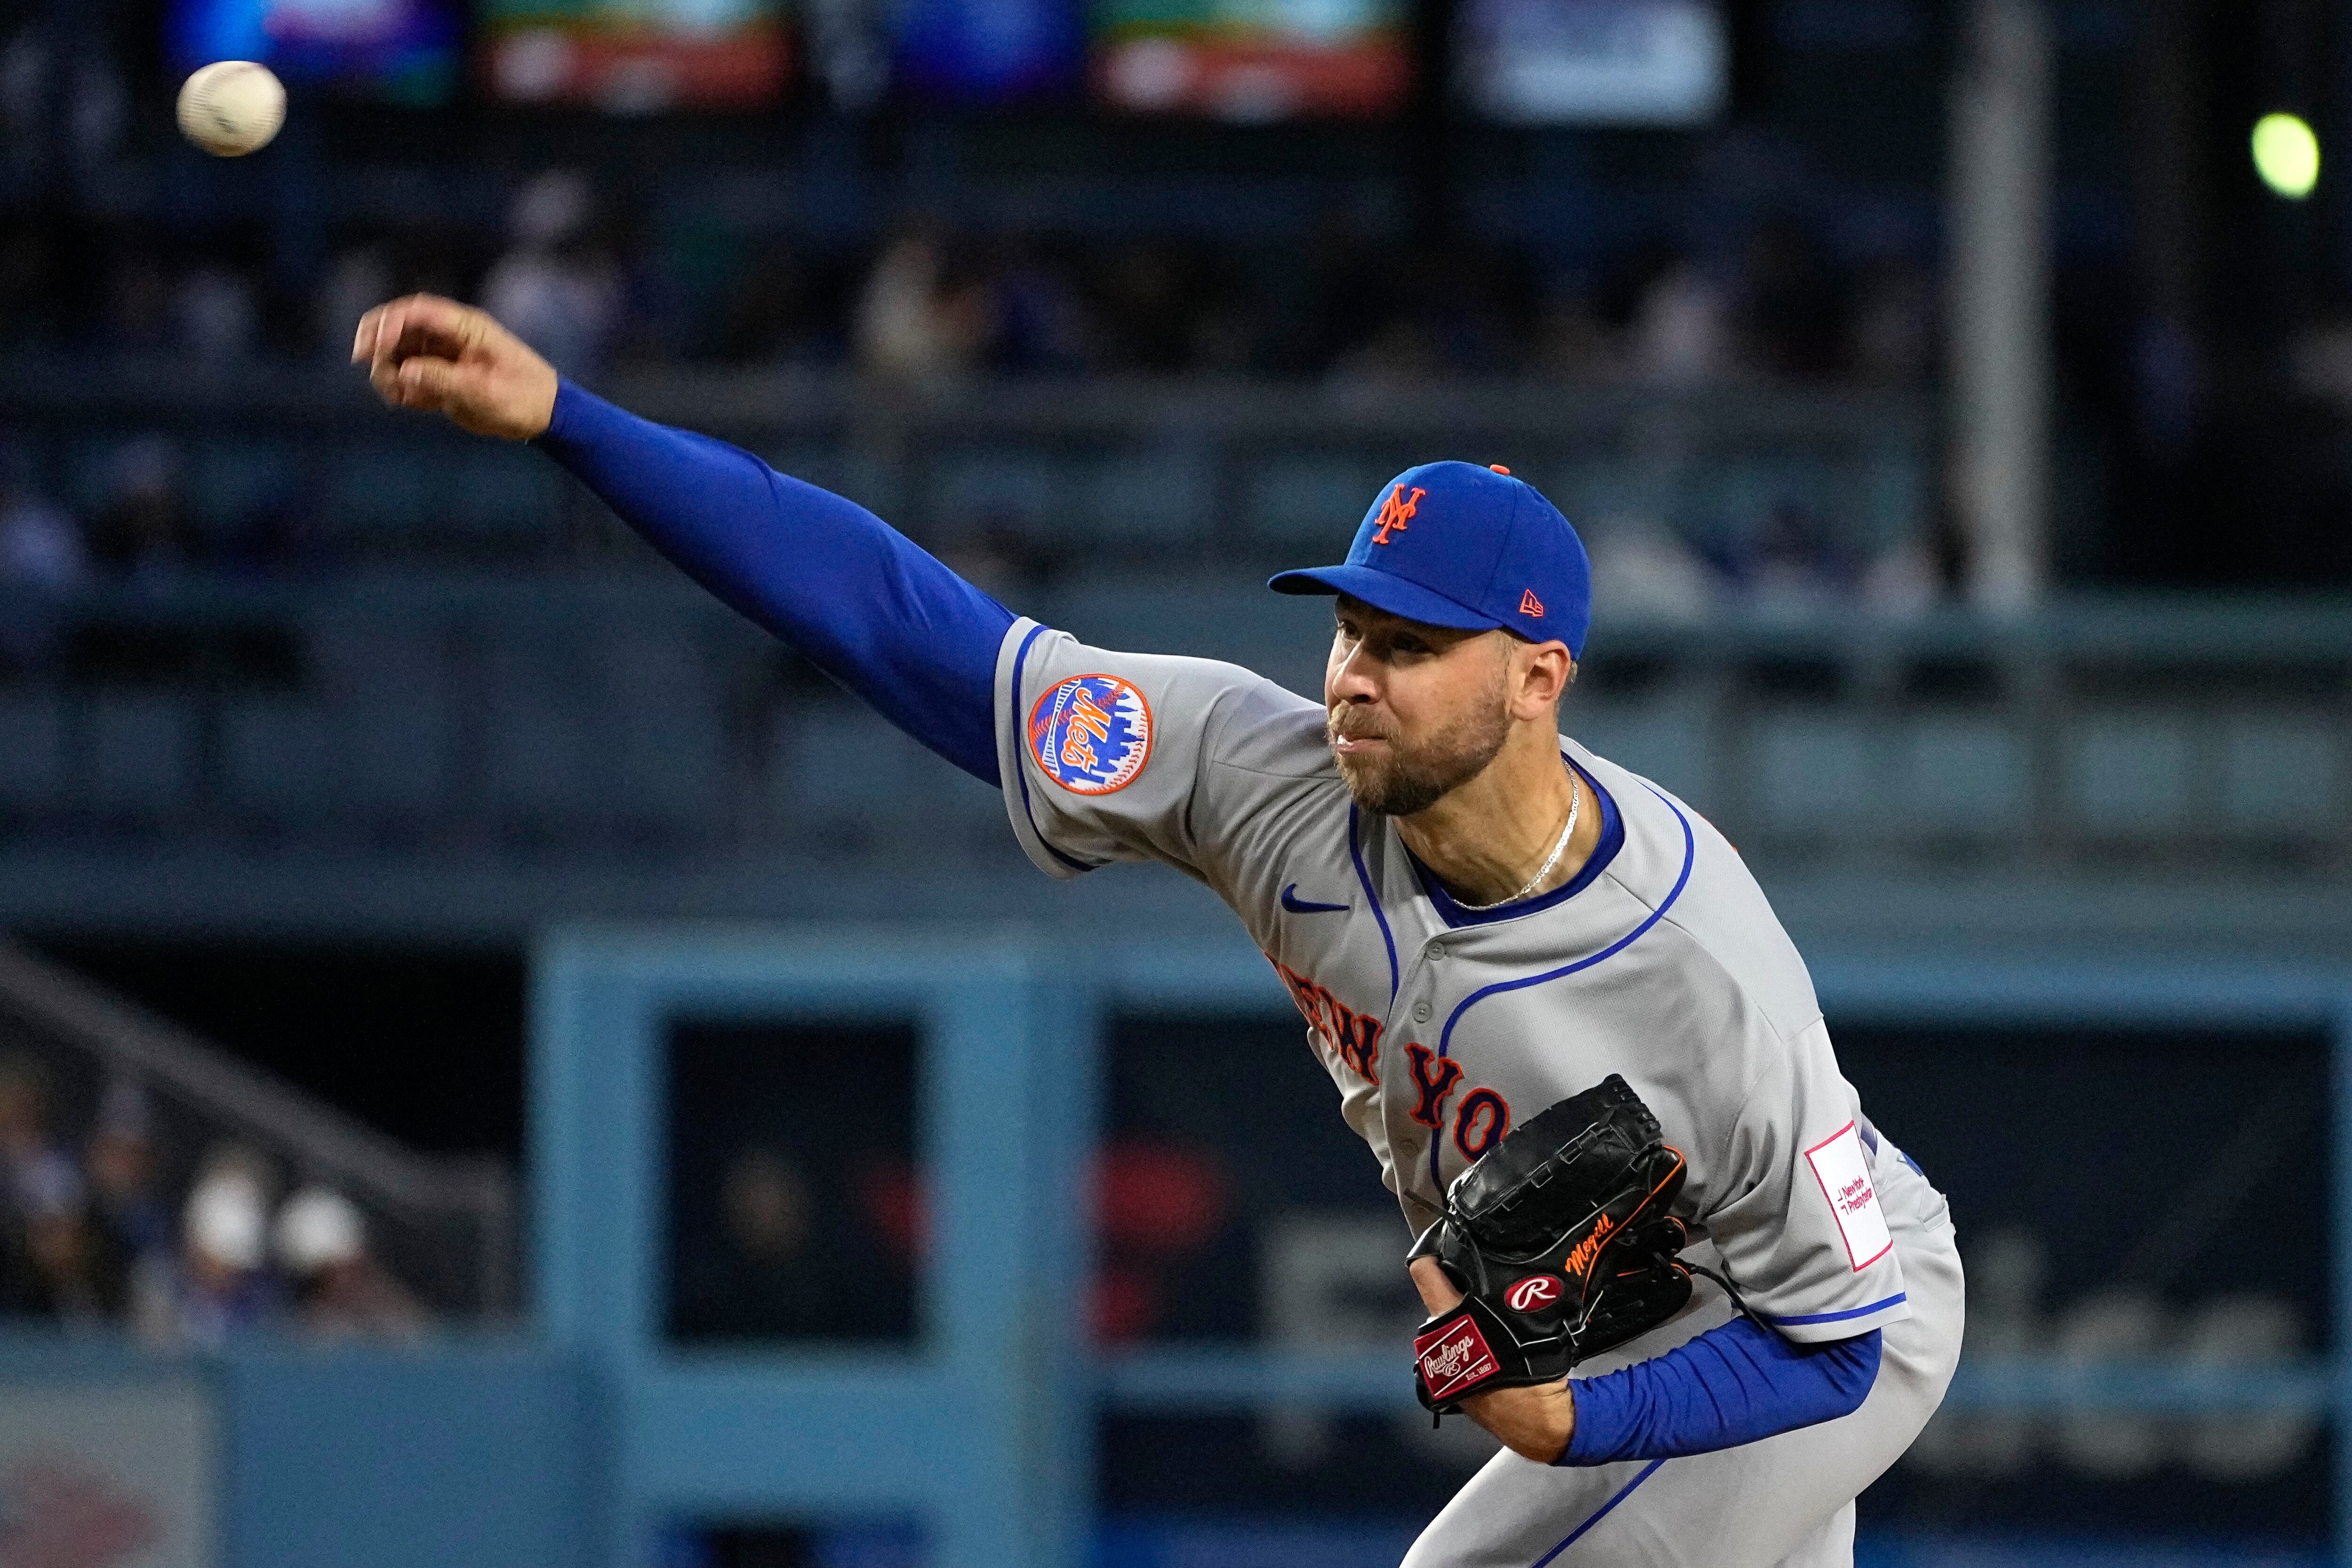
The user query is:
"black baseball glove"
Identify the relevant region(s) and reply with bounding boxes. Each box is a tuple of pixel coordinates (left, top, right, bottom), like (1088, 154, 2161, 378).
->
(1409, 1075, 1695, 1417)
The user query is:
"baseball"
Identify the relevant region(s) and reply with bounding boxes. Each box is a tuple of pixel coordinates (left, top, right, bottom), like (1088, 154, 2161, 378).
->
(176, 61, 286, 158)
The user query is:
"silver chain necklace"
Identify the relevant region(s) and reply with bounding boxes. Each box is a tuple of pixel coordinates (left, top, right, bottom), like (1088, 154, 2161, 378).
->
(1454, 774, 1581, 912)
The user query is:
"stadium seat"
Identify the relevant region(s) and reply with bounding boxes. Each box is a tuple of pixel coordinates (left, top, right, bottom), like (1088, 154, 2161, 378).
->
(1751, 713, 1875, 833)
(219, 698, 339, 817)
(593, 629, 727, 829)
(441, 447, 567, 547)
(2067, 716, 2195, 834)
(1891, 717, 2028, 835)
(0, 697, 65, 813)
(1568, 697, 1715, 808)
(304, 615, 457, 819)
(2220, 717, 2337, 835)
(82, 696, 197, 817)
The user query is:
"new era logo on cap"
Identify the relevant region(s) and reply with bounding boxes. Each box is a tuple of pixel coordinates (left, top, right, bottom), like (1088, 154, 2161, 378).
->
(1265, 461, 1592, 656)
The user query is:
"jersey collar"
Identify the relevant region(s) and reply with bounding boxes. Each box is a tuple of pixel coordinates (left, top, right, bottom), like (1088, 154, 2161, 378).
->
(1406, 760, 1625, 929)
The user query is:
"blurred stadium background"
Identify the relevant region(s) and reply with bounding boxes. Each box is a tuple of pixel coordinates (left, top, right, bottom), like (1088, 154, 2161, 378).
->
(2, 0, 2350, 1564)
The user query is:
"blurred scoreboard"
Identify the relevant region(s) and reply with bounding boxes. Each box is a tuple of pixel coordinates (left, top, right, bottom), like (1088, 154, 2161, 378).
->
(167, 0, 461, 103)
(1457, 0, 1726, 124)
(1091, 0, 1413, 120)
(479, 0, 790, 110)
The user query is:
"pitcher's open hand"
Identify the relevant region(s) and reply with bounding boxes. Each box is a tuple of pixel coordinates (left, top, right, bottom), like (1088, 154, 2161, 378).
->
(352, 294, 559, 441)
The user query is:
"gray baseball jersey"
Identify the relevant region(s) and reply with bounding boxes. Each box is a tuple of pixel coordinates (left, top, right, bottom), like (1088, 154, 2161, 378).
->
(993, 620, 1963, 1563)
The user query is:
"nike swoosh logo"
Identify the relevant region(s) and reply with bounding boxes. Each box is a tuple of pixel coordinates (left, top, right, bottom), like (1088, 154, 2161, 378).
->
(1280, 884, 1350, 915)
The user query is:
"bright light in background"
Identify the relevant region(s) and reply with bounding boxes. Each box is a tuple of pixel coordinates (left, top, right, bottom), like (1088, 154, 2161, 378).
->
(2252, 112, 2320, 199)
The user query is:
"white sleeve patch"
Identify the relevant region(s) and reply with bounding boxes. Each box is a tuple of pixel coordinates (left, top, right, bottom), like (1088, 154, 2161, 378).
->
(1805, 1122, 1892, 1270)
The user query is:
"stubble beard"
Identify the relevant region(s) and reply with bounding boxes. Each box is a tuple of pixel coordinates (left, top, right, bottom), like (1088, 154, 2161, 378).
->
(1328, 688, 1512, 818)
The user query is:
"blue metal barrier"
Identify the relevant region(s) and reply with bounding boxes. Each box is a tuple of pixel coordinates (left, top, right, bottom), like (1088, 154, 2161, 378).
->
(532, 927, 1096, 1568)
(532, 927, 2352, 1568)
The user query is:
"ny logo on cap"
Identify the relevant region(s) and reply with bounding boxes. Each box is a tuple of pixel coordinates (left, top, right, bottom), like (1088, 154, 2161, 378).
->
(1372, 485, 1426, 546)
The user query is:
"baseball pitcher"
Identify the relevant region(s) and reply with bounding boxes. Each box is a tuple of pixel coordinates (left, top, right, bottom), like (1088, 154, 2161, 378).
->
(356, 295, 1962, 1568)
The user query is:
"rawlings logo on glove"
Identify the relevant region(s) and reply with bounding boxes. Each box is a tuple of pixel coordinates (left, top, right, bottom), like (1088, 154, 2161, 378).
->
(1415, 1313, 1502, 1402)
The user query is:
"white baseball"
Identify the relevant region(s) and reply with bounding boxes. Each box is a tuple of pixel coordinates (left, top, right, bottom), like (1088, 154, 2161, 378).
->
(176, 61, 286, 158)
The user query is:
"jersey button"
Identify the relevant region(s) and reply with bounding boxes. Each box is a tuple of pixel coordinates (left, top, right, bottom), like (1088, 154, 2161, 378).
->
(1412, 1000, 1433, 1023)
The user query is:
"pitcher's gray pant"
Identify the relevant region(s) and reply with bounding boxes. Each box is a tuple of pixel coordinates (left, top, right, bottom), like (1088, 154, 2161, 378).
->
(1401, 1218, 1963, 1568)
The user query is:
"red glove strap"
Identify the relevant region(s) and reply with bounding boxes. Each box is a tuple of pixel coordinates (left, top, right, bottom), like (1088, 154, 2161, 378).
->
(1415, 1303, 1504, 1405)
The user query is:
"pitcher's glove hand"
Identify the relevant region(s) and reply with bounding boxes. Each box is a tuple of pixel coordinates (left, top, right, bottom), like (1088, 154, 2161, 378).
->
(1410, 1075, 1694, 1416)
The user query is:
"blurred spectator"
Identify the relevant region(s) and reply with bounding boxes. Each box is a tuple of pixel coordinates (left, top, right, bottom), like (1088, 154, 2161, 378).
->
(274, 1186, 428, 1341)
(85, 1077, 175, 1323)
(854, 225, 987, 382)
(1628, 255, 1732, 385)
(986, 239, 1091, 376)
(1582, 517, 1716, 623)
(87, 436, 190, 581)
(17, 1159, 117, 1325)
(0, 459, 87, 667)
(1851, 254, 1934, 388)
(1742, 500, 1859, 617)
(0, 25, 43, 179)
(480, 171, 623, 379)
(150, 1151, 284, 1345)
(0, 1055, 75, 1228)
(1736, 216, 1845, 381)
(0, 1054, 79, 1315)
(174, 263, 260, 362)
(0, 470, 84, 591)
(673, 1146, 843, 1340)
(1859, 536, 1943, 619)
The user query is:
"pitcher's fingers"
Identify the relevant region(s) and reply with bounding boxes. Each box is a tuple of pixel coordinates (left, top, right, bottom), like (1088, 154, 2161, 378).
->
(364, 295, 418, 383)
(393, 355, 465, 410)
(366, 294, 447, 375)
(367, 340, 414, 401)
(370, 340, 456, 405)
(386, 294, 474, 357)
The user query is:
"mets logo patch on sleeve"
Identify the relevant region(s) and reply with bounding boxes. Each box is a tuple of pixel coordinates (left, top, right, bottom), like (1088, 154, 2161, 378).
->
(1805, 1121, 1893, 1270)
(1027, 674, 1153, 795)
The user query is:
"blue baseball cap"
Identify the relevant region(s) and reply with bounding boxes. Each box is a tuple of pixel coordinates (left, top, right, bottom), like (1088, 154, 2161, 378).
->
(1267, 461, 1593, 656)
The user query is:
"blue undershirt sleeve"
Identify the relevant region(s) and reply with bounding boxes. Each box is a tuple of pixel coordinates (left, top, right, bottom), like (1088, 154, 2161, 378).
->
(1558, 1319, 1881, 1466)
(535, 379, 1016, 785)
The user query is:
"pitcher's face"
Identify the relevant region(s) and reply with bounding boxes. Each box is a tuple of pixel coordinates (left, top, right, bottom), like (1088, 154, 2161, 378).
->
(1324, 596, 1514, 817)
